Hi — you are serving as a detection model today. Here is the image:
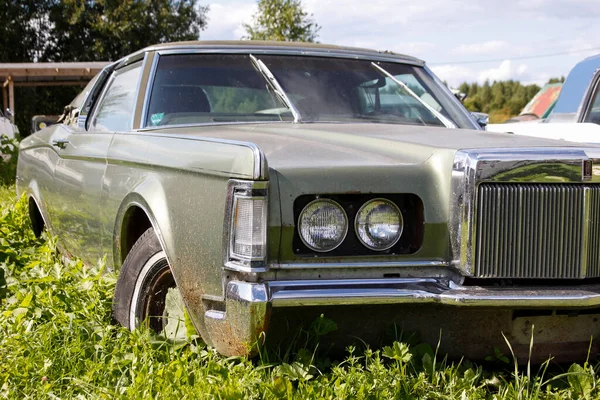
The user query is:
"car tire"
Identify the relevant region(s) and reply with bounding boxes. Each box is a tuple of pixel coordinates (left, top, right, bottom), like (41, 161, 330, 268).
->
(113, 227, 177, 333)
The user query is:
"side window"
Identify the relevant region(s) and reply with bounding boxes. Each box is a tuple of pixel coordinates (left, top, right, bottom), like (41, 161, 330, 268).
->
(92, 63, 142, 132)
(145, 54, 287, 127)
(584, 80, 600, 125)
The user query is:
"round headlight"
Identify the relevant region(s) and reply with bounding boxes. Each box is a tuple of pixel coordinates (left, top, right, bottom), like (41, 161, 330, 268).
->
(298, 199, 348, 252)
(355, 199, 403, 251)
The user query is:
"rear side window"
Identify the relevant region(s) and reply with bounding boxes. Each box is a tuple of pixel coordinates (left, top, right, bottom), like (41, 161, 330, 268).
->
(92, 63, 142, 132)
(145, 54, 288, 127)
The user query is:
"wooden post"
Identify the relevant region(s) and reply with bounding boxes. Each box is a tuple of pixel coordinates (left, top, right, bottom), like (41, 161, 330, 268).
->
(2, 85, 6, 112)
(8, 78, 14, 123)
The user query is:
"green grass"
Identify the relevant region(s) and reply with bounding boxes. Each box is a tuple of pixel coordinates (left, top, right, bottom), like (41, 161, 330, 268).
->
(1, 182, 600, 398)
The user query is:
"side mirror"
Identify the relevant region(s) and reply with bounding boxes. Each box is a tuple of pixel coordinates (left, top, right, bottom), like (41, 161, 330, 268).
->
(5, 108, 14, 119)
(471, 112, 489, 129)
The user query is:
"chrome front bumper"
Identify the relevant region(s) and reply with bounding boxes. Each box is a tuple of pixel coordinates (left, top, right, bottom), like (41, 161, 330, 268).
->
(268, 278, 600, 308)
(203, 277, 600, 356)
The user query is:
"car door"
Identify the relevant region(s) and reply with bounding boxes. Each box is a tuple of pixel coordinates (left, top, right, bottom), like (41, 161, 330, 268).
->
(50, 62, 143, 264)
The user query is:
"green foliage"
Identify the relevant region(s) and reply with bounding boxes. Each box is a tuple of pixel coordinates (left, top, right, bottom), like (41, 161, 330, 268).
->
(2, 189, 600, 398)
(244, 0, 320, 42)
(548, 76, 566, 84)
(0, 135, 18, 186)
(461, 79, 543, 123)
(44, 0, 208, 62)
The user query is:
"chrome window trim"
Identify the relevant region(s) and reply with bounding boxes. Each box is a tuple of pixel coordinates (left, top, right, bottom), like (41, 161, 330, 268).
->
(140, 53, 160, 129)
(153, 47, 424, 66)
(88, 73, 116, 131)
(138, 121, 289, 132)
(77, 64, 115, 130)
(88, 61, 144, 132)
(579, 68, 600, 123)
(222, 179, 270, 273)
(130, 53, 149, 131)
(450, 147, 600, 276)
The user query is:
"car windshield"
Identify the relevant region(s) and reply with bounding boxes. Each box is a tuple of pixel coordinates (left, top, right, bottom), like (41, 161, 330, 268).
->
(145, 53, 472, 128)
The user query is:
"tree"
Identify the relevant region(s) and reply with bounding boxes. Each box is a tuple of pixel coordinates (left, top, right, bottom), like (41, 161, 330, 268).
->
(243, 0, 320, 42)
(45, 0, 209, 61)
(0, 1, 52, 62)
(547, 76, 565, 84)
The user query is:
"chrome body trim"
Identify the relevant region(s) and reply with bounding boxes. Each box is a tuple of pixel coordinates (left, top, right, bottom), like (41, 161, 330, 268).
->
(201, 276, 600, 355)
(267, 278, 600, 307)
(450, 147, 600, 276)
(129, 131, 268, 180)
(273, 260, 450, 269)
(203, 280, 269, 356)
(218, 277, 600, 311)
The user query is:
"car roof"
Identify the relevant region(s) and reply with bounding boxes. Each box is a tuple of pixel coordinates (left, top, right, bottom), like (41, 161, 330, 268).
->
(550, 53, 600, 121)
(129, 40, 424, 66)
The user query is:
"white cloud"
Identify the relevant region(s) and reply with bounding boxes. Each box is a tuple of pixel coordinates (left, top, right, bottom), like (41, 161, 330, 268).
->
(431, 60, 548, 87)
(430, 64, 475, 87)
(202, 1, 257, 40)
(455, 40, 510, 55)
(479, 60, 528, 82)
(515, 0, 600, 18)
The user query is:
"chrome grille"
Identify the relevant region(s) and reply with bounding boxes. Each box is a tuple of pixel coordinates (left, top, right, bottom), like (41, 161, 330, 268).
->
(475, 184, 600, 279)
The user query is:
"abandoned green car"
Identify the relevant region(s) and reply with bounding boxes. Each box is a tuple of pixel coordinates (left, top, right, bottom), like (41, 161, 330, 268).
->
(15, 41, 600, 361)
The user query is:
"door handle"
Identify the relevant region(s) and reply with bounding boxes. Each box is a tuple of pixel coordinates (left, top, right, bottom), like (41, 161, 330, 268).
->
(52, 139, 69, 149)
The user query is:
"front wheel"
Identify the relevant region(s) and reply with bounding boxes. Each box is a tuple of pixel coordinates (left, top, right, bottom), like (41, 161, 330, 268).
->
(113, 228, 187, 338)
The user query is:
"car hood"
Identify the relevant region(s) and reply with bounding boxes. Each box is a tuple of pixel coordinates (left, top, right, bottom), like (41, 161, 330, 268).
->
(147, 123, 592, 170)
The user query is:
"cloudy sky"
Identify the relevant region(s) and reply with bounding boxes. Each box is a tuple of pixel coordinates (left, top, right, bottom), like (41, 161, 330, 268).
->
(200, 0, 600, 87)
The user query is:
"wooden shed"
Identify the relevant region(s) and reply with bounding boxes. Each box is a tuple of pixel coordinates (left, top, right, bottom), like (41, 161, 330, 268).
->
(0, 62, 109, 122)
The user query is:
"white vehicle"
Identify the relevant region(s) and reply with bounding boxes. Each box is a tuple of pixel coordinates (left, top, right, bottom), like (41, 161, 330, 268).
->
(487, 54, 600, 142)
(0, 108, 18, 139)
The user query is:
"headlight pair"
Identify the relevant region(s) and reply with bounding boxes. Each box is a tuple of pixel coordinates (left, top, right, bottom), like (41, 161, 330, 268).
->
(298, 198, 403, 252)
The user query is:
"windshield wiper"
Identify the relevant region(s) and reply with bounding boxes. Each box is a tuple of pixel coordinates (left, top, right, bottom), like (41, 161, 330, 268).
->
(249, 54, 301, 123)
(371, 62, 457, 129)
